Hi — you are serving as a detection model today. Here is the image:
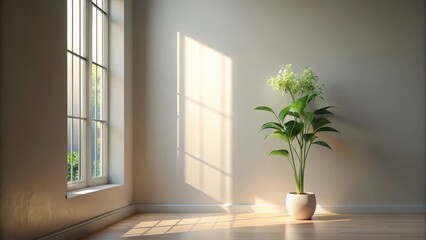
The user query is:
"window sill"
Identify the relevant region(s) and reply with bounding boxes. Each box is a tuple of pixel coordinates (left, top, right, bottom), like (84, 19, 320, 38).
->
(66, 184, 122, 199)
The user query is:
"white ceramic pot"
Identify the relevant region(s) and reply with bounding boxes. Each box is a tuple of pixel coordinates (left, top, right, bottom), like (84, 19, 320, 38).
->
(286, 192, 316, 220)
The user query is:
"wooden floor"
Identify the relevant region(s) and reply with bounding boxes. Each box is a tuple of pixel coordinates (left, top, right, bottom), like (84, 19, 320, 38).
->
(83, 213, 426, 240)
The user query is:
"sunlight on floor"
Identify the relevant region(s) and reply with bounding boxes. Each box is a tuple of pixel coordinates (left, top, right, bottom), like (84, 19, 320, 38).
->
(121, 213, 351, 237)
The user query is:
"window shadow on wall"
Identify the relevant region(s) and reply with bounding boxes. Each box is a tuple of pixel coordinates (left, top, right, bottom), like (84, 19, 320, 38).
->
(176, 32, 233, 204)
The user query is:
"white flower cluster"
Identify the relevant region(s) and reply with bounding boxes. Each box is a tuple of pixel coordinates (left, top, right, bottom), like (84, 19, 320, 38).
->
(267, 64, 324, 98)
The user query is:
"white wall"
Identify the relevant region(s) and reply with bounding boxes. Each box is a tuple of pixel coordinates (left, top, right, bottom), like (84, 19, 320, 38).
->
(0, 0, 424, 238)
(132, 0, 425, 209)
(0, 0, 133, 239)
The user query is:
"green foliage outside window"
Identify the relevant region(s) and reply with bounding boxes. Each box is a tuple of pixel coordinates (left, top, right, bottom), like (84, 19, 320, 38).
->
(68, 151, 102, 182)
(67, 151, 79, 182)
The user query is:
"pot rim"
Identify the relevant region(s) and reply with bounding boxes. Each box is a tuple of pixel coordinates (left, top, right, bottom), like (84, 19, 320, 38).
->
(287, 192, 315, 195)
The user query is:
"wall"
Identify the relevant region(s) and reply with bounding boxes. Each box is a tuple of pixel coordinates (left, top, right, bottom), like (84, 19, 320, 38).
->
(0, 0, 133, 239)
(133, 0, 426, 210)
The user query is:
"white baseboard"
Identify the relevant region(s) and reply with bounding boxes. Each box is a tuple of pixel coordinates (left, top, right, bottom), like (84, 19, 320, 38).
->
(316, 204, 426, 213)
(136, 203, 426, 214)
(36, 204, 136, 240)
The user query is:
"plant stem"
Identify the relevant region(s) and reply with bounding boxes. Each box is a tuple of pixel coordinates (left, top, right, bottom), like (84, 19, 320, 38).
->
(299, 140, 304, 194)
(298, 110, 309, 194)
(287, 139, 299, 193)
(289, 91, 295, 102)
(291, 143, 302, 163)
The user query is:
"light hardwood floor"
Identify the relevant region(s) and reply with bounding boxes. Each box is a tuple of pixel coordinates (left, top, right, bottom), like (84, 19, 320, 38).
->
(83, 213, 426, 240)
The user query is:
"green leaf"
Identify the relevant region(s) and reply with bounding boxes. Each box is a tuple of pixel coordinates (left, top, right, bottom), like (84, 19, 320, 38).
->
(278, 105, 292, 122)
(312, 141, 333, 150)
(303, 111, 315, 124)
(284, 120, 297, 130)
(269, 149, 289, 158)
(254, 106, 276, 114)
(292, 95, 309, 113)
(313, 117, 331, 130)
(292, 122, 304, 136)
(285, 121, 304, 137)
(288, 111, 300, 118)
(316, 126, 340, 134)
(260, 122, 284, 131)
(306, 93, 319, 104)
(265, 131, 289, 142)
(314, 106, 335, 115)
(303, 133, 317, 142)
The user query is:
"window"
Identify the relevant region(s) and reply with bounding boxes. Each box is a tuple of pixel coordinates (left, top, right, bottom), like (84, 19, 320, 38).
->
(67, 0, 109, 190)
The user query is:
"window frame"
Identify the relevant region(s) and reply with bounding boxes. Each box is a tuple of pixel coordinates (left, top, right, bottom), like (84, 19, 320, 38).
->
(67, 0, 110, 191)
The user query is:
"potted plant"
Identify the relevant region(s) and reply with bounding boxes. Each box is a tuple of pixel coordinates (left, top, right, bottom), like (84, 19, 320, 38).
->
(255, 64, 339, 220)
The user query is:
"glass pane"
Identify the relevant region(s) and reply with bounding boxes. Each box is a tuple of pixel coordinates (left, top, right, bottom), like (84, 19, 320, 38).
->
(102, 68, 107, 120)
(91, 65, 103, 120)
(91, 121, 103, 177)
(80, 59, 86, 117)
(67, 118, 72, 182)
(67, 0, 72, 50)
(80, 0, 87, 57)
(72, 55, 80, 116)
(98, 121, 103, 177)
(70, 119, 81, 182)
(75, 119, 82, 181)
(103, 14, 108, 67)
(97, 10, 103, 65)
(92, 6, 97, 63)
(97, 66, 103, 120)
(73, 0, 80, 54)
(67, 53, 72, 116)
(91, 64, 96, 118)
(93, 0, 107, 12)
(99, 0, 104, 11)
(80, 119, 87, 177)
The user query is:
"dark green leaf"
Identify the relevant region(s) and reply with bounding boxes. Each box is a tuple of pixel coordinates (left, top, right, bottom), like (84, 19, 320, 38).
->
(303, 133, 317, 142)
(312, 141, 333, 150)
(269, 149, 289, 158)
(303, 111, 315, 124)
(316, 126, 340, 134)
(314, 106, 335, 115)
(285, 121, 304, 137)
(278, 105, 292, 122)
(313, 117, 331, 130)
(292, 122, 304, 136)
(284, 120, 297, 130)
(260, 122, 284, 131)
(288, 111, 300, 118)
(254, 106, 276, 114)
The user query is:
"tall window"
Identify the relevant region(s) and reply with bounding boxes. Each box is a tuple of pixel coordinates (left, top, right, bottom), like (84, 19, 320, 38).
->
(67, 0, 108, 190)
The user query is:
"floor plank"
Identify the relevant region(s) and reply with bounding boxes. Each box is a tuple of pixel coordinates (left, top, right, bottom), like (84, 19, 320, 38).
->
(82, 213, 426, 240)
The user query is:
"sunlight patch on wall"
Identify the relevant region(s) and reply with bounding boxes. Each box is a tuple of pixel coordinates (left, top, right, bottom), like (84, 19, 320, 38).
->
(177, 32, 233, 203)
